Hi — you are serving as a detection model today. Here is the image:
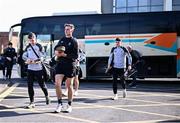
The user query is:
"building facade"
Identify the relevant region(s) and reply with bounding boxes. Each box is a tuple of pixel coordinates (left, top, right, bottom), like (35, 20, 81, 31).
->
(101, 0, 180, 14)
(0, 32, 18, 54)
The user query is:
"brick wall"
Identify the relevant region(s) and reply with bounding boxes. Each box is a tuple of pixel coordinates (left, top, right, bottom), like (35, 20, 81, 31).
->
(0, 32, 18, 54)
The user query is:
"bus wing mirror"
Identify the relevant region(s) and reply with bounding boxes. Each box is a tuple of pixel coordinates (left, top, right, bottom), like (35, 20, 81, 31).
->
(9, 28, 14, 41)
(104, 42, 110, 46)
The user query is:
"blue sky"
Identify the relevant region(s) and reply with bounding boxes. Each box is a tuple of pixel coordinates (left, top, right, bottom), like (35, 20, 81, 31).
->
(0, 0, 101, 31)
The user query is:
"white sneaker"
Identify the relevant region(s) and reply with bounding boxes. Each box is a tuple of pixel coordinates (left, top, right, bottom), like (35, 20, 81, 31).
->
(3, 75, 6, 80)
(64, 104, 72, 113)
(63, 90, 68, 97)
(112, 94, 118, 100)
(25, 103, 35, 109)
(54, 104, 63, 113)
(123, 89, 127, 98)
(74, 90, 78, 96)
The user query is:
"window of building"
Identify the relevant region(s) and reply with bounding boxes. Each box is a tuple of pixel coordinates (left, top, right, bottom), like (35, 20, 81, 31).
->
(173, 6, 180, 11)
(114, 0, 164, 13)
(173, 0, 180, 11)
(116, 8, 126, 13)
(128, 7, 138, 12)
(116, 0, 126, 7)
(151, 0, 163, 6)
(139, 6, 150, 12)
(151, 6, 163, 12)
(139, 0, 150, 6)
(173, 0, 180, 5)
(128, 0, 138, 7)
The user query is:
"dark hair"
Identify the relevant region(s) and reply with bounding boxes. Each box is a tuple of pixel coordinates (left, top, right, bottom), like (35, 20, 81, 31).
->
(64, 23, 75, 29)
(8, 42, 12, 45)
(115, 37, 121, 42)
(28, 32, 36, 39)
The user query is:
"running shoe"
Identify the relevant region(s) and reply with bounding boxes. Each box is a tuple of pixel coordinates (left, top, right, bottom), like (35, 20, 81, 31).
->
(112, 94, 118, 100)
(25, 102, 35, 109)
(54, 104, 63, 113)
(123, 89, 127, 98)
(74, 90, 78, 96)
(63, 90, 68, 97)
(64, 104, 72, 113)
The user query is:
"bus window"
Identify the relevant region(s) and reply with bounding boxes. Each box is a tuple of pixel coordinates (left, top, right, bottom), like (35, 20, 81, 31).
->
(130, 13, 174, 34)
(53, 25, 61, 33)
(42, 26, 48, 33)
(36, 34, 52, 59)
(22, 35, 29, 51)
(86, 23, 101, 35)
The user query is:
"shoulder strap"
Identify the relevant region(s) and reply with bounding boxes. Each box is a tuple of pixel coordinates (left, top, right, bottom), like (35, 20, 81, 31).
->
(30, 44, 40, 58)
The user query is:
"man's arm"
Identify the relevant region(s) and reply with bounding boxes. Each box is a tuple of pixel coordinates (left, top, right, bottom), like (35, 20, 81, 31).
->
(124, 47, 132, 70)
(107, 47, 115, 68)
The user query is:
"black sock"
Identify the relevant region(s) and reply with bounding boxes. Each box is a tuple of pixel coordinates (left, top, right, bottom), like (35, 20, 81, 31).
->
(58, 99, 62, 105)
(68, 101, 72, 106)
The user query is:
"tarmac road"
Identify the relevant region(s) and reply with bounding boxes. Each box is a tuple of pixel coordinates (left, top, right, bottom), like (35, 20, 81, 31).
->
(0, 65, 180, 122)
(0, 78, 180, 122)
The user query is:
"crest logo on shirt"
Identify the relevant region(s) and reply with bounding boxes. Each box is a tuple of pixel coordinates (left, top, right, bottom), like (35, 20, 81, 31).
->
(68, 42, 71, 46)
(61, 41, 64, 43)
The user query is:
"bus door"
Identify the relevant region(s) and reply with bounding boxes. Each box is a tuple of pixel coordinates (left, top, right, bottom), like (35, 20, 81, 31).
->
(36, 34, 54, 60)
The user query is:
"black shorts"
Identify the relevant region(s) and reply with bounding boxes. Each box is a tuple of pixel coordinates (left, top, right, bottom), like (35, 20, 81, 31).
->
(55, 62, 76, 78)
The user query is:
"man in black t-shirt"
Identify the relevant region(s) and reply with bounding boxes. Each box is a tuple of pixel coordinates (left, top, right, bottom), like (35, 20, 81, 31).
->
(127, 45, 143, 88)
(54, 23, 78, 113)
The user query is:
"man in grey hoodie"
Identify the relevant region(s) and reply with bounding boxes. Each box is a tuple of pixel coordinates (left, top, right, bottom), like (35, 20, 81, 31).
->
(22, 32, 50, 109)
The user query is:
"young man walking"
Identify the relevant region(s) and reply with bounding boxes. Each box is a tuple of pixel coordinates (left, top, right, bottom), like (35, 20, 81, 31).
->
(54, 23, 78, 113)
(127, 45, 143, 88)
(107, 38, 132, 99)
(22, 32, 50, 109)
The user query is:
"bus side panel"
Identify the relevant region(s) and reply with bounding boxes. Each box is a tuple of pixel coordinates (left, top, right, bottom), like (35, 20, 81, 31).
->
(85, 33, 177, 78)
(85, 35, 130, 78)
(130, 33, 177, 78)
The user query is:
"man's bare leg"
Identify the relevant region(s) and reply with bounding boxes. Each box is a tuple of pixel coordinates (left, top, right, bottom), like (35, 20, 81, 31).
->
(54, 74, 64, 113)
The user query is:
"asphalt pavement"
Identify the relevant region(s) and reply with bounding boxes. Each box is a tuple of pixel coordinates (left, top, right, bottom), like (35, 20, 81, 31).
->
(1, 65, 180, 122)
(0, 65, 19, 94)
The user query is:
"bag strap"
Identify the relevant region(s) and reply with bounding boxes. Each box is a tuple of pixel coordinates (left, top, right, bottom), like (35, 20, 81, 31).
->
(30, 44, 40, 59)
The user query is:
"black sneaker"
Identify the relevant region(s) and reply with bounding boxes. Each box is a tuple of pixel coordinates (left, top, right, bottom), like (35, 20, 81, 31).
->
(129, 82, 137, 88)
